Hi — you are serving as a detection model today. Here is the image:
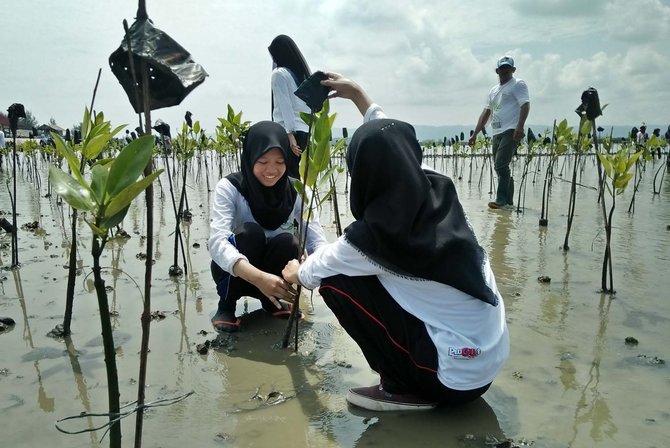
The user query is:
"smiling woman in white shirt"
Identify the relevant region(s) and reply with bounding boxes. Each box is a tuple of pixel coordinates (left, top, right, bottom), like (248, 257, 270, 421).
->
(209, 120, 327, 332)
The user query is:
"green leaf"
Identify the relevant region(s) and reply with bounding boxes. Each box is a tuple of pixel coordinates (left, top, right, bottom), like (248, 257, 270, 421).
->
(81, 108, 91, 141)
(580, 118, 591, 136)
(91, 158, 114, 167)
(316, 186, 335, 206)
(614, 172, 634, 191)
(293, 180, 307, 203)
(53, 134, 85, 184)
(111, 124, 126, 138)
(83, 133, 113, 160)
(316, 166, 338, 190)
(597, 153, 613, 178)
(104, 170, 163, 218)
(99, 205, 130, 230)
(49, 165, 96, 211)
(332, 138, 347, 156)
(106, 135, 155, 197)
(300, 112, 314, 127)
(90, 163, 110, 204)
(85, 218, 107, 237)
(616, 156, 626, 173)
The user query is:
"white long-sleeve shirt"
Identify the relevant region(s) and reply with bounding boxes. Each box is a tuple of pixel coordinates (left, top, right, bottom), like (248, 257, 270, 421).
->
(271, 67, 310, 134)
(208, 177, 327, 276)
(297, 104, 510, 390)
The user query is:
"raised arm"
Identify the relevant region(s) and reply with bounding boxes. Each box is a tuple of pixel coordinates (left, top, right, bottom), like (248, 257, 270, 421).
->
(321, 72, 374, 117)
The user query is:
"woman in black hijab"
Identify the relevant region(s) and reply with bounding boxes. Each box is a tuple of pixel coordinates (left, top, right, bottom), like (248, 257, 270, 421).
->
(283, 74, 509, 411)
(209, 121, 327, 332)
(268, 34, 311, 178)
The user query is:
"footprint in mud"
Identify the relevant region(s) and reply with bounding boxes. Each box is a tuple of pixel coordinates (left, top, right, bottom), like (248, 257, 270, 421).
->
(234, 386, 295, 412)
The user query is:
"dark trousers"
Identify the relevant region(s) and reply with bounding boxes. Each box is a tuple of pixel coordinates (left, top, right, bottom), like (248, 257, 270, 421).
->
(492, 129, 517, 205)
(286, 131, 308, 179)
(211, 222, 299, 313)
(319, 275, 490, 405)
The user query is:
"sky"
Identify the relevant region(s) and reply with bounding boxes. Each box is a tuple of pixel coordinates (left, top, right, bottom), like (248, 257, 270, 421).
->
(3, 0, 670, 136)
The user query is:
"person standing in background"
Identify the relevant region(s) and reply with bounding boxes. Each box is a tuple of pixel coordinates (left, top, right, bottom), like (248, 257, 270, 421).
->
(268, 35, 311, 178)
(636, 125, 648, 148)
(469, 56, 530, 210)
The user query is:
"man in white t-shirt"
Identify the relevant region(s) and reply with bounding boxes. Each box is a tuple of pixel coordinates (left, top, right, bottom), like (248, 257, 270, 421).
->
(469, 56, 530, 209)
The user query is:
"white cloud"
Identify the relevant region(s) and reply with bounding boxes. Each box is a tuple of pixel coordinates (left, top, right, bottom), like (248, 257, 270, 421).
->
(4, 0, 670, 134)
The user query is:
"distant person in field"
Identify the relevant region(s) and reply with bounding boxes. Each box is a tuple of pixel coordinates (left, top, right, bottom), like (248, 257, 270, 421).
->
(268, 34, 311, 178)
(636, 125, 648, 147)
(469, 56, 530, 210)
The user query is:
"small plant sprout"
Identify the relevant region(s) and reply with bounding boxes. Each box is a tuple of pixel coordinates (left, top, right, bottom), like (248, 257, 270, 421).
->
(597, 146, 642, 293)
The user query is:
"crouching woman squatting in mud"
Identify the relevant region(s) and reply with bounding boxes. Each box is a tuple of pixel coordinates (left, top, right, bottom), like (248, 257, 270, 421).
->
(283, 73, 510, 411)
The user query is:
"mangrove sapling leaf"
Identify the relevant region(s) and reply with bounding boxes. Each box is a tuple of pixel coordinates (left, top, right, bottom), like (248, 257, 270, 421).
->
(81, 108, 91, 141)
(84, 220, 107, 238)
(48, 165, 96, 211)
(90, 163, 111, 204)
(106, 135, 155, 197)
(99, 205, 131, 231)
(82, 132, 116, 161)
(599, 156, 613, 179)
(53, 135, 86, 185)
(614, 173, 634, 191)
(580, 118, 592, 137)
(104, 171, 163, 218)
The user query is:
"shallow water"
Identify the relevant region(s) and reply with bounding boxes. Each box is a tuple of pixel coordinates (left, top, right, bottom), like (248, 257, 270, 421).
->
(1, 153, 669, 447)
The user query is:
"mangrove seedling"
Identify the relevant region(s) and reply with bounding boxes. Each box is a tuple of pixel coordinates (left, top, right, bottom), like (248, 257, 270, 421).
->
(50, 135, 162, 446)
(539, 119, 570, 226)
(216, 104, 251, 176)
(596, 146, 642, 294)
(562, 115, 592, 251)
(281, 100, 345, 350)
(54, 107, 125, 337)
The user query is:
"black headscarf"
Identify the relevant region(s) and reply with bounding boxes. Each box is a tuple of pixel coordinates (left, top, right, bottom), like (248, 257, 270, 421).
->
(226, 121, 297, 230)
(344, 119, 498, 306)
(268, 34, 311, 85)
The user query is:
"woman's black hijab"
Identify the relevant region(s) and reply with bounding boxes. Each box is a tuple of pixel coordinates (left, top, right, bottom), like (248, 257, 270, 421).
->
(226, 121, 297, 230)
(344, 119, 498, 306)
(268, 34, 311, 85)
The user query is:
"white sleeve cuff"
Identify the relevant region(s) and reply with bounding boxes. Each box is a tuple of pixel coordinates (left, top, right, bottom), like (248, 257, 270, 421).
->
(363, 103, 386, 122)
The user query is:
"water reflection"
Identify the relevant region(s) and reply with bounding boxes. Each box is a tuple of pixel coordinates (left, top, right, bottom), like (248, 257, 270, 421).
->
(350, 397, 505, 447)
(566, 295, 616, 445)
(63, 337, 99, 444)
(209, 310, 333, 446)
